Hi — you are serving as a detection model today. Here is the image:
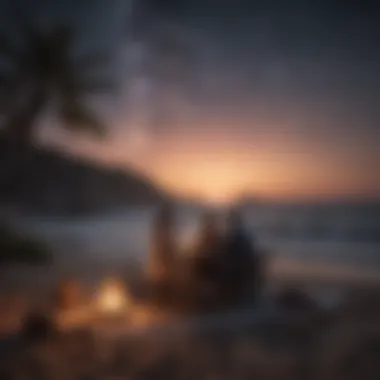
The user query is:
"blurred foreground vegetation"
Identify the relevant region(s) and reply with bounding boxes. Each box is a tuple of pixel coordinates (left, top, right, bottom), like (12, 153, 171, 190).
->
(0, 223, 51, 265)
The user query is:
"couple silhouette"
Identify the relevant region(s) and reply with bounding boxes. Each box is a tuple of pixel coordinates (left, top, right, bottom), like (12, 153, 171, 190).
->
(148, 204, 262, 307)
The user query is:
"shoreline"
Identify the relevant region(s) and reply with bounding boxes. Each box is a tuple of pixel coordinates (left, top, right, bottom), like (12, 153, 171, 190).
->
(1, 255, 379, 310)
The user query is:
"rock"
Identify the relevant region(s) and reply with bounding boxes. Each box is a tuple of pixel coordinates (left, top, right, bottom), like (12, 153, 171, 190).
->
(20, 311, 59, 344)
(274, 288, 319, 313)
(0, 313, 67, 379)
(273, 289, 328, 347)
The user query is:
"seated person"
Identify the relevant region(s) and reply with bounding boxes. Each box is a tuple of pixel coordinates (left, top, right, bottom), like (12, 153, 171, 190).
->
(192, 212, 224, 288)
(224, 209, 259, 302)
(147, 203, 177, 302)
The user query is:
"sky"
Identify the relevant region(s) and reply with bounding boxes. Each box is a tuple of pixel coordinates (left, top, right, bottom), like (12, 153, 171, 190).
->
(2, 0, 380, 203)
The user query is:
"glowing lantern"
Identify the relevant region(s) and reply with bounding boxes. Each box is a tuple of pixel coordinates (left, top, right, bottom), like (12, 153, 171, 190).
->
(95, 277, 129, 315)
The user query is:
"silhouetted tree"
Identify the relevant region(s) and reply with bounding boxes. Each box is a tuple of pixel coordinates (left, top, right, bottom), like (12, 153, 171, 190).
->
(0, 223, 51, 265)
(0, 13, 112, 145)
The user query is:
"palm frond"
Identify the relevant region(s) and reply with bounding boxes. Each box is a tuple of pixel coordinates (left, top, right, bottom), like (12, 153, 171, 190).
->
(0, 2, 112, 143)
(60, 76, 115, 99)
(48, 24, 73, 65)
(79, 77, 115, 94)
(74, 51, 112, 73)
(59, 100, 106, 139)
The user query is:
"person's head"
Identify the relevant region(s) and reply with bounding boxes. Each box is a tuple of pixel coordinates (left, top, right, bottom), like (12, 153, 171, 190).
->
(156, 202, 174, 226)
(200, 211, 219, 235)
(226, 207, 243, 230)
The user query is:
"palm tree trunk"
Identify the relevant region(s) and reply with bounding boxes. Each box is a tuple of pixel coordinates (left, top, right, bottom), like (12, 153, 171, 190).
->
(3, 90, 46, 145)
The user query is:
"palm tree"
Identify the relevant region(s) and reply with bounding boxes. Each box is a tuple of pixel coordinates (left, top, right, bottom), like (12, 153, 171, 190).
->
(0, 16, 112, 145)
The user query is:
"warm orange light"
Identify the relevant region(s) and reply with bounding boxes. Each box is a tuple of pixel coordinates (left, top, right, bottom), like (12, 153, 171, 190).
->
(96, 277, 129, 314)
(62, 121, 380, 202)
(153, 157, 255, 205)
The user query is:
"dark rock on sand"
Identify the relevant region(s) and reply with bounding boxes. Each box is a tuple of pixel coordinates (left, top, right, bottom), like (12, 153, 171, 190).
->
(20, 311, 59, 344)
(274, 288, 319, 313)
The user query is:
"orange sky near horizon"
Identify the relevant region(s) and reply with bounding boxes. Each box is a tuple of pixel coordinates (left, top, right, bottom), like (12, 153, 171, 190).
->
(148, 151, 379, 204)
(44, 122, 380, 205)
(3, 0, 379, 206)
(126, 122, 379, 203)
(32, 0, 380, 206)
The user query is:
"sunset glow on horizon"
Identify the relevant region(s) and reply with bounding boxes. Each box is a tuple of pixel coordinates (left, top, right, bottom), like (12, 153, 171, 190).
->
(32, 0, 380, 204)
(57, 124, 380, 204)
(147, 150, 380, 204)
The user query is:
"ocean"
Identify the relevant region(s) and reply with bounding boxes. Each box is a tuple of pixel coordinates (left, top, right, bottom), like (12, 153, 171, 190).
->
(19, 202, 380, 295)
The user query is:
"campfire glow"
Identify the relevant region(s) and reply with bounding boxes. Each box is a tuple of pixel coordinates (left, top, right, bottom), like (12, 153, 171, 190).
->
(96, 278, 129, 315)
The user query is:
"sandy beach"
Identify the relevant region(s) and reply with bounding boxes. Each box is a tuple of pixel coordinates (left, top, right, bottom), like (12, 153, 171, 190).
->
(1, 257, 379, 380)
(1, 295, 379, 380)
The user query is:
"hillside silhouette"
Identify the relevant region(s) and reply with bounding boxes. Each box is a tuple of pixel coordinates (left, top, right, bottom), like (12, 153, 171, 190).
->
(0, 139, 166, 215)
